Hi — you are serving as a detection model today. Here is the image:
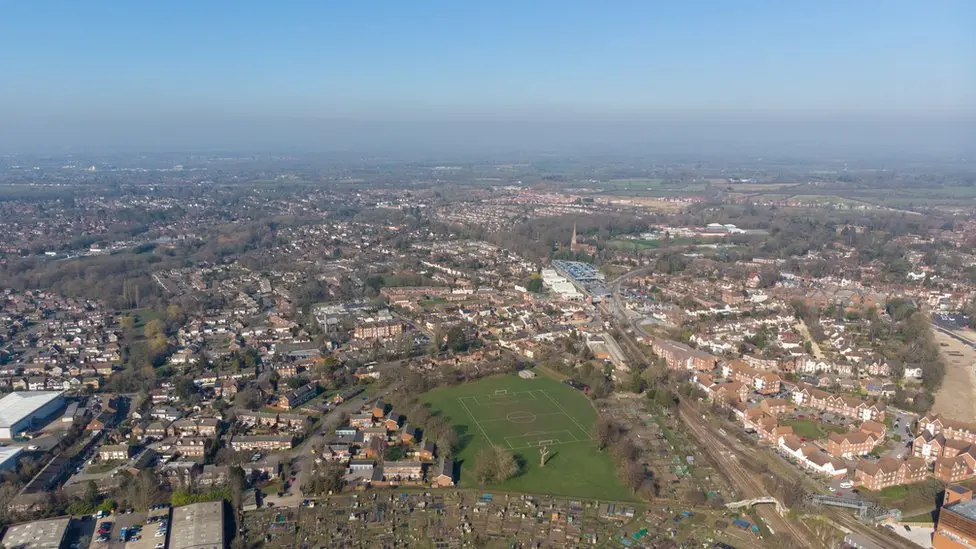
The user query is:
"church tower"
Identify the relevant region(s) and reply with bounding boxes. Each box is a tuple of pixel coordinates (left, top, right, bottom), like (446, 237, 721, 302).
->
(570, 223, 578, 252)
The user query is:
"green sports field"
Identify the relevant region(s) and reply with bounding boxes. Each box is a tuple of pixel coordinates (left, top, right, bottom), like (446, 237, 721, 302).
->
(422, 374, 634, 500)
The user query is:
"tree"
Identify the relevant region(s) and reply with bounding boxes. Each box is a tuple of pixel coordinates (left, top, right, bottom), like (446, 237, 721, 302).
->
(592, 418, 620, 450)
(384, 445, 406, 461)
(235, 387, 263, 410)
(473, 446, 520, 484)
(284, 376, 304, 389)
(436, 429, 460, 456)
(144, 318, 166, 340)
(173, 377, 198, 400)
(165, 304, 185, 330)
(627, 372, 646, 394)
(303, 463, 344, 495)
(446, 325, 468, 353)
(525, 277, 544, 293)
(119, 315, 135, 333)
(229, 466, 245, 511)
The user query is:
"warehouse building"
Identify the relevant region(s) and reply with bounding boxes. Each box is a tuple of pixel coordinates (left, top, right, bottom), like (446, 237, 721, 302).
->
(0, 445, 24, 472)
(1, 516, 70, 549)
(0, 391, 65, 439)
(170, 501, 225, 549)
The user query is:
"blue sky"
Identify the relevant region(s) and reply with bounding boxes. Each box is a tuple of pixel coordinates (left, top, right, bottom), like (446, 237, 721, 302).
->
(0, 1, 973, 151)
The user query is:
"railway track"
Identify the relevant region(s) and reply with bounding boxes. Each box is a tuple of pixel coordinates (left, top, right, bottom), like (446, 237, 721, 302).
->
(605, 266, 918, 548)
(677, 401, 819, 548)
(825, 508, 921, 549)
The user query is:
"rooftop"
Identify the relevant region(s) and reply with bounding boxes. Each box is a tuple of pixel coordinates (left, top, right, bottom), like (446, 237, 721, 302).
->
(0, 445, 24, 469)
(170, 501, 225, 549)
(947, 497, 976, 522)
(0, 391, 64, 429)
(1, 517, 71, 549)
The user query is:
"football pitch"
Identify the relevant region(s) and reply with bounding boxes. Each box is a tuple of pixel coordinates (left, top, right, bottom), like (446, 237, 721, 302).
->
(456, 388, 593, 450)
(423, 374, 634, 500)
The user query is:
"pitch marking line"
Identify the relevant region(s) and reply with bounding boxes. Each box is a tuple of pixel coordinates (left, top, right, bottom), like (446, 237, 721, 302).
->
(457, 396, 496, 447)
(539, 390, 593, 439)
(503, 430, 589, 450)
(472, 391, 539, 407)
(477, 411, 567, 424)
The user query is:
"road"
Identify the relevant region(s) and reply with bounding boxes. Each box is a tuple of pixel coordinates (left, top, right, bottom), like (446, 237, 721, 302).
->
(262, 385, 392, 508)
(883, 410, 916, 460)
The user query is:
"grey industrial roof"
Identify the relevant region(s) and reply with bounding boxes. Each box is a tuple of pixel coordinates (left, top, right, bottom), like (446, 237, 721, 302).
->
(170, 501, 225, 549)
(1, 517, 70, 549)
(0, 446, 24, 468)
(0, 391, 63, 428)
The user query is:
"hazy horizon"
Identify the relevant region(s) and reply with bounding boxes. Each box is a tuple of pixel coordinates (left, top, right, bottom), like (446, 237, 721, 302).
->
(1, 1, 973, 156)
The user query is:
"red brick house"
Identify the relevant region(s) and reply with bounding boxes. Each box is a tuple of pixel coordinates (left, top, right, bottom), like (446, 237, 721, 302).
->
(854, 457, 928, 491)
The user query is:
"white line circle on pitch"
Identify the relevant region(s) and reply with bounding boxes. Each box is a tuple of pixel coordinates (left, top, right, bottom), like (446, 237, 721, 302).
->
(506, 411, 537, 424)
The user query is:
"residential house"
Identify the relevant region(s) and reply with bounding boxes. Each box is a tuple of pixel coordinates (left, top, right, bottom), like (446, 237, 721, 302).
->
(712, 381, 750, 404)
(322, 444, 352, 462)
(278, 383, 317, 410)
(228, 435, 294, 452)
(860, 421, 887, 440)
(384, 412, 402, 431)
(175, 437, 210, 458)
(145, 420, 173, 439)
(383, 460, 423, 481)
(854, 457, 929, 491)
(361, 427, 387, 443)
(651, 339, 718, 371)
(432, 457, 454, 487)
(99, 444, 131, 461)
(920, 414, 976, 446)
(760, 398, 793, 416)
(412, 441, 436, 462)
(825, 431, 879, 459)
(935, 451, 976, 484)
(151, 406, 182, 422)
(349, 413, 374, 429)
(401, 424, 419, 444)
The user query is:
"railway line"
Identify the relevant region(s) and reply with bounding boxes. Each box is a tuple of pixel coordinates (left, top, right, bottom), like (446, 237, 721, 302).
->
(826, 508, 920, 549)
(607, 265, 925, 549)
(677, 400, 819, 548)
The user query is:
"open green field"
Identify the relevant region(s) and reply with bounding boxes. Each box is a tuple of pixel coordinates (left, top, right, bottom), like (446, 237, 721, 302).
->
(605, 238, 663, 250)
(781, 419, 845, 440)
(422, 374, 633, 501)
(604, 178, 665, 188)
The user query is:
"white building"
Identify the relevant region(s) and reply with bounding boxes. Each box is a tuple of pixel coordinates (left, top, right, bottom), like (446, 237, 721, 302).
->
(0, 391, 65, 439)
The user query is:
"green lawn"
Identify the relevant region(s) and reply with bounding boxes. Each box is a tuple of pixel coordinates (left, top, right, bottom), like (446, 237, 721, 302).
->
(86, 461, 122, 474)
(261, 480, 283, 496)
(901, 509, 937, 524)
(781, 419, 845, 440)
(422, 374, 634, 501)
(861, 479, 944, 509)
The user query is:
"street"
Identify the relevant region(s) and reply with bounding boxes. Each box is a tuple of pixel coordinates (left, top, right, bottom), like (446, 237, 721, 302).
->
(261, 385, 391, 508)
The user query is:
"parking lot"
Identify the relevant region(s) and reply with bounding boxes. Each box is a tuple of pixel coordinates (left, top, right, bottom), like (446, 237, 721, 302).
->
(89, 506, 170, 549)
(884, 410, 917, 459)
(887, 522, 934, 547)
